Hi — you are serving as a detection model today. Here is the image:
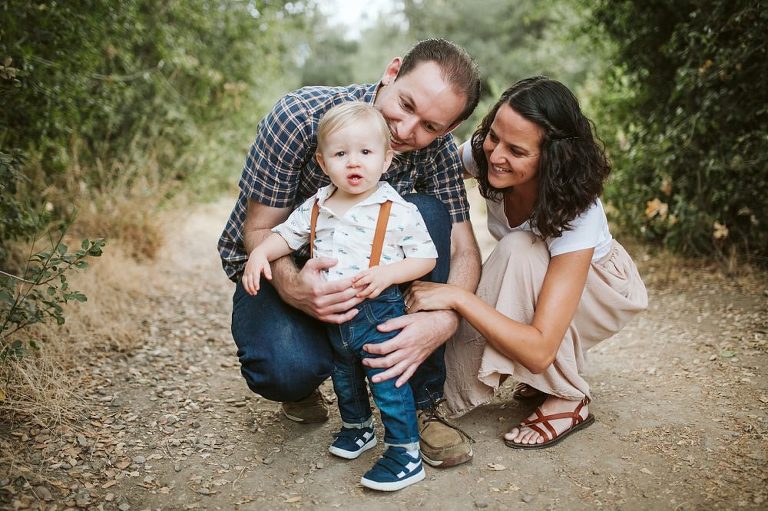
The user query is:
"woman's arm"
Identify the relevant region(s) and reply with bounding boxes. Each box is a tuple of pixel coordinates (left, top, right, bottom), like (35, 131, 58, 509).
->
(408, 247, 593, 374)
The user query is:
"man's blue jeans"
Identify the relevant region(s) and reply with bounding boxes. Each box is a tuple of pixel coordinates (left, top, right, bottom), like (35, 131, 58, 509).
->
(328, 285, 419, 449)
(230, 194, 451, 408)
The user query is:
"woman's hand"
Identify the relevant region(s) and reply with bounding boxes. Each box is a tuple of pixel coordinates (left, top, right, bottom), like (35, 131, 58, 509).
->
(404, 281, 462, 312)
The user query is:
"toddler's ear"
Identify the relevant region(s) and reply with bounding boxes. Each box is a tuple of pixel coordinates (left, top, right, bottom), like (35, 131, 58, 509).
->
(383, 149, 394, 170)
(316, 151, 328, 173)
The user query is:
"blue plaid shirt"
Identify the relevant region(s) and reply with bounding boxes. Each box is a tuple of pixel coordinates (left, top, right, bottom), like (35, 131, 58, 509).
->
(218, 83, 470, 281)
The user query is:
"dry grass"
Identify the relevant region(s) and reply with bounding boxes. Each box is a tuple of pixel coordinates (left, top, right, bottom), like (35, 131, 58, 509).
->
(0, 237, 172, 433)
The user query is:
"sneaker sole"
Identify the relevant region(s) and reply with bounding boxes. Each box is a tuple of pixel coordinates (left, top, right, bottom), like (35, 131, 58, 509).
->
(281, 408, 329, 424)
(420, 446, 473, 468)
(328, 437, 377, 459)
(360, 466, 425, 491)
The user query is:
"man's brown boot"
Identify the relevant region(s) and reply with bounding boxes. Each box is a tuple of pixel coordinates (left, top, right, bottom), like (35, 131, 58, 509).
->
(281, 389, 329, 423)
(418, 400, 473, 467)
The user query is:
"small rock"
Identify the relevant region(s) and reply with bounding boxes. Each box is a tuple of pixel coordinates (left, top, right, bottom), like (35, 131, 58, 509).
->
(119, 503, 131, 511)
(262, 457, 274, 465)
(174, 464, 182, 472)
(521, 494, 535, 503)
(474, 500, 489, 508)
(133, 455, 146, 464)
(33, 486, 53, 501)
(77, 434, 88, 447)
(315, 461, 324, 470)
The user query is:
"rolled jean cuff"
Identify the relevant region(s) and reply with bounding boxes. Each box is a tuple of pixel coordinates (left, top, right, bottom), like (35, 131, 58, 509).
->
(414, 392, 444, 410)
(341, 416, 374, 429)
(385, 441, 420, 451)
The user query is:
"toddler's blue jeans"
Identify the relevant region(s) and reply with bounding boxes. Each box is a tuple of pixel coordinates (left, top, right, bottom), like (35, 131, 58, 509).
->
(328, 285, 419, 449)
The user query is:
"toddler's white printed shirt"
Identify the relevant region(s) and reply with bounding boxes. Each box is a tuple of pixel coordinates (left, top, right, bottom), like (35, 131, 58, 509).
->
(273, 182, 437, 281)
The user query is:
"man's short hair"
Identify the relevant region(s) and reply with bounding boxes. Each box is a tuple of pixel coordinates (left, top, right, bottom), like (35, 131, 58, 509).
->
(397, 38, 481, 124)
(317, 102, 391, 150)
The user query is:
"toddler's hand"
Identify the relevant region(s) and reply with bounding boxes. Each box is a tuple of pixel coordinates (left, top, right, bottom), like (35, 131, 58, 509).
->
(352, 265, 394, 300)
(242, 251, 272, 296)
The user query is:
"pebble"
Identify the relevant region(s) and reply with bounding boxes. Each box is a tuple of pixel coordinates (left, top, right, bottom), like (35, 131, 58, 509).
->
(133, 455, 146, 464)
(33, 486, 53, 501)
(474, 501, 489, 509)
(521, 494, 535, 503)
(119, 503, 131, 511)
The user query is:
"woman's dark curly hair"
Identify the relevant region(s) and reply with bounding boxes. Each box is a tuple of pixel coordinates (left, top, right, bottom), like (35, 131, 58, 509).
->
(472, 76, 611, 239)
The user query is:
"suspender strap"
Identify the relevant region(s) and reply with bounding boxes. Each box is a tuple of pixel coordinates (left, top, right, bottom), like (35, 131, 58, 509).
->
(309, 199, 320, 259)
(369, 200, 392, 267)
(308, 199, 393, 267)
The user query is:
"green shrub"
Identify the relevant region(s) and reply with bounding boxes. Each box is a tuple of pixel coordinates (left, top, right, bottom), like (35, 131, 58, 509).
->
(586, 0, 768, 262)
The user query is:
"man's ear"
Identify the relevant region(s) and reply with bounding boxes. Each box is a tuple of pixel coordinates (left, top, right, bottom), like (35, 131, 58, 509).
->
(380, 57, 402, 86)
(444, 119, 464, 135)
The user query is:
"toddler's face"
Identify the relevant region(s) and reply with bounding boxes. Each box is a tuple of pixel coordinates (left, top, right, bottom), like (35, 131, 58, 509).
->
(317, 120, 393, 199)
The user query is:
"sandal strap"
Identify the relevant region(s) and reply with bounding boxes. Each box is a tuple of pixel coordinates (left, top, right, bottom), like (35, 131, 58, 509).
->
(520, 398, 590, 439)
(526, 423, 551, 441)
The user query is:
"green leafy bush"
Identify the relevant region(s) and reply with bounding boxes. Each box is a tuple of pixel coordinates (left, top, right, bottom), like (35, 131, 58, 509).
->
(586, 0, 768, 262)
(1, 235, 105, 359)
(0, 1, 309, 342)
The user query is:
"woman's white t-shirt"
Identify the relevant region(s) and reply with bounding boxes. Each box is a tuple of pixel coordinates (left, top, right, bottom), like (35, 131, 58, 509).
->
(461, 141, 613, 261)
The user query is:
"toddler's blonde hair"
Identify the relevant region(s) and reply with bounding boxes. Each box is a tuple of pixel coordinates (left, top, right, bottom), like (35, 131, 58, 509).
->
(317, 102, 391, 150)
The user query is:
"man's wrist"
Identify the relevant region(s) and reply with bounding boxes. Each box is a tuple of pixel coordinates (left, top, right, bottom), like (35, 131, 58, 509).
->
(269, 255, 298, 294)
(423, 308, 460, 340)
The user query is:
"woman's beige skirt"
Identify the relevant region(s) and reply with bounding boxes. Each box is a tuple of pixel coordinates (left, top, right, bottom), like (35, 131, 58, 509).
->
(444, 230, 648, 417)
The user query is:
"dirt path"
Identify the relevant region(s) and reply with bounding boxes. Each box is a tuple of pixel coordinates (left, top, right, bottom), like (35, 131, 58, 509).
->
(4, 196, 767, 510)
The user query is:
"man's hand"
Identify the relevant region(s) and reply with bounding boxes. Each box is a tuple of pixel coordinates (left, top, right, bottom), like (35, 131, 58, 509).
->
(362, 310, 459, 387)
(274, 257, 363, 324)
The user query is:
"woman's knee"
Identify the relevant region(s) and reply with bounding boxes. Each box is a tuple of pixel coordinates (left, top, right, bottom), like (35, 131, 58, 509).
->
(483, 231, 549, 287)
(498, 231, 546, 256)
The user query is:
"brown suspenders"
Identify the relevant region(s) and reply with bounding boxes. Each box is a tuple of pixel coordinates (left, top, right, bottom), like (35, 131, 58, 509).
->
(309, 199, 393, 267)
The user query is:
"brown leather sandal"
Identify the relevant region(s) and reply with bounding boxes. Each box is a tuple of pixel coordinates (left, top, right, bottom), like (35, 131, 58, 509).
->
(504, 398, 595, 450)
(511, 382, 544, 401)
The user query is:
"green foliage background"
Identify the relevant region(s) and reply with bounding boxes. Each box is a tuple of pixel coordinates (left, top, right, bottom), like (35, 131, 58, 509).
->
(2, 0, 766, 271)
(586, 0, 768, 262)
(0, 0, 309, 262)
(0, 0, 313, 347)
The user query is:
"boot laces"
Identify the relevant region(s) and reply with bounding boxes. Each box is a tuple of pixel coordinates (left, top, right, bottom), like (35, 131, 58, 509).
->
(421, 398, 475, 443)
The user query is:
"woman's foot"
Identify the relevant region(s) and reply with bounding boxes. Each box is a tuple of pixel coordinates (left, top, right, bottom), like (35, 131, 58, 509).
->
(511, 382, 544, 401)
(504, 395, 593, 449)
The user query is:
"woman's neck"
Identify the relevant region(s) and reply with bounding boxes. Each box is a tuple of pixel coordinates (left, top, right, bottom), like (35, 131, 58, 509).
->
(503, 185, 537, 228)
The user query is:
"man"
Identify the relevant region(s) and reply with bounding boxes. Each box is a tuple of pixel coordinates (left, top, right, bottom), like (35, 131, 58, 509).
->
(218, 38, 481, 467)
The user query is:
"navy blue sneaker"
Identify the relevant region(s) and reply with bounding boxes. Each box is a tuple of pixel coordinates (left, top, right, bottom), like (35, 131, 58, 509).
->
(328, 426, 377, 459)
(360, 446, 425, 491)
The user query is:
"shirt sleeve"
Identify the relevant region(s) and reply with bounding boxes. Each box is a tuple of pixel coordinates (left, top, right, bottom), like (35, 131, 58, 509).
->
(397, 203, 438, 259)
(416, 134, 471, 223)
(238, 93, 314, 209)
(546, 202, 605, 257)
(272, 196, 314, 250)
(460, 140, 479, 178)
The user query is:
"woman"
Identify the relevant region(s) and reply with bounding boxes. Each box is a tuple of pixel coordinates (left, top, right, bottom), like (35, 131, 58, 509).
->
(406, 77, 648, 449)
